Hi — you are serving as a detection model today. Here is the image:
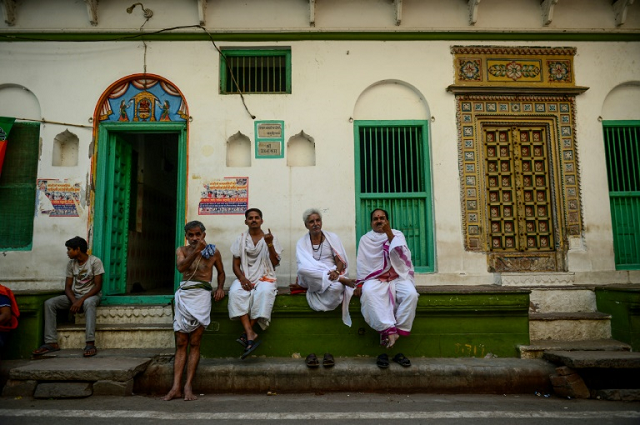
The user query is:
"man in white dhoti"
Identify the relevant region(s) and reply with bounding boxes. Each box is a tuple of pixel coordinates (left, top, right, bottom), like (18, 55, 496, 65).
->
(228, 208, 282, 359)
(293, 208, 355, 368)
(294, 208, 355, 319)
(164, 221, 225, 401)
(356, 209, 419, 358)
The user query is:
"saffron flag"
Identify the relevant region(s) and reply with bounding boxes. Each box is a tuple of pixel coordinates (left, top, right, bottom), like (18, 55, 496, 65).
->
(0, 117, 15, 178)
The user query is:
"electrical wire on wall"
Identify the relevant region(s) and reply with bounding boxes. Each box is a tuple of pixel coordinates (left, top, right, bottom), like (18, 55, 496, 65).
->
(0, 5, 258, 121)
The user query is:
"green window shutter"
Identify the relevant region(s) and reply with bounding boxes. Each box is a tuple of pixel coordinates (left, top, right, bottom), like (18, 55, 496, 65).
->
(355, 121, 434, 272)
(220, 49, 291, 94)
(0, 122, 39, 250)
(603, 121, 640, 269)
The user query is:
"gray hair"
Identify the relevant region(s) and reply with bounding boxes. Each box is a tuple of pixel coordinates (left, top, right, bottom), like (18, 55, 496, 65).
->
(302, 208, 322, 224)
(184, 220, 206, 233)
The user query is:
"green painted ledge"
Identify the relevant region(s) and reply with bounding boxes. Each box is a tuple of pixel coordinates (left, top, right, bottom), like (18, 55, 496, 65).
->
(3, 290, 64, 360)
(596, 285, 640, 351)
(202, 285, 531, 359)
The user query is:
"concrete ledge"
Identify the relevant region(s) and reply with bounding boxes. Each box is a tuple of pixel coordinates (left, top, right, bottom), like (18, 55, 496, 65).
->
(135, 357, 555, 395)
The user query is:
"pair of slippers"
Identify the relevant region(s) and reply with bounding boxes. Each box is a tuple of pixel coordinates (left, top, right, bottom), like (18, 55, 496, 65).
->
(236, 333, 262, 360)
(305, 353, 335, 368)
(32, 344, 97, 357)
(376, 353, 411, 368)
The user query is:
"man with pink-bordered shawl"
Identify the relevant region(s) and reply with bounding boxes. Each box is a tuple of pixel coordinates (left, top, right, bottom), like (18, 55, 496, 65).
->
(356, 208, 419, 348)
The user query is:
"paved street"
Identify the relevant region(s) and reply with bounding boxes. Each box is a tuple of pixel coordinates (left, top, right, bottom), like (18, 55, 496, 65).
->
(1, 393, 639, 424)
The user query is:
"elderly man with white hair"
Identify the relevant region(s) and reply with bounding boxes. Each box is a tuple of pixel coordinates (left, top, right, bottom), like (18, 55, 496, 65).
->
(294, 208, 355, 317)
(292, 208, 355, 367)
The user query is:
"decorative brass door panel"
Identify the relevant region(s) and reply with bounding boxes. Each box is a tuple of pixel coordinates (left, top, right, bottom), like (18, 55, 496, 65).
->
(455, 96, 583, 273)
(450, 46, 586, 273)
(484, 125, 556, 252)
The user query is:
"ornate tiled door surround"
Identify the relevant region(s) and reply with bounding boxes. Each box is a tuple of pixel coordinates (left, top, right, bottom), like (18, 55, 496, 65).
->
(448, 46, 588, 273)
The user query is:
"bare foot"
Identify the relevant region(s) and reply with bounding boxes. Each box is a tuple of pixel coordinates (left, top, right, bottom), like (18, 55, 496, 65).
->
(183, 390, 198, 401)
(386, 333, 399, 348)
(162, 388, 182, 401)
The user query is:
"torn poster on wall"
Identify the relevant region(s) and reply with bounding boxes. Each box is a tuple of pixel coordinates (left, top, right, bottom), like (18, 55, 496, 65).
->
(198, 177, 248, 215)
(37, 179, 81, 217)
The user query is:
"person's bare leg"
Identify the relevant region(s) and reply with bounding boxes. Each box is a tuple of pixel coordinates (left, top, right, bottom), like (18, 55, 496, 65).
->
(163, 332, 188, 401)
(183, 326, 205, 401)
(239, 314, 258, 342)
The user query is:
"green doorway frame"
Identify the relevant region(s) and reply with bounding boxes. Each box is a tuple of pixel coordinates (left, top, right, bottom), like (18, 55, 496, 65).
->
(93, 122, 187, 305)
(353, 119, 435, 273)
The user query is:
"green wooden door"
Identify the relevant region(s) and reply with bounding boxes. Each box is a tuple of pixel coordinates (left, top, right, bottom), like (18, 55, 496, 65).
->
(603, 121, 640, 270)
(103, 136, 132, 295)
(354, 120, 434, 272)
(93, 123, 187, 304)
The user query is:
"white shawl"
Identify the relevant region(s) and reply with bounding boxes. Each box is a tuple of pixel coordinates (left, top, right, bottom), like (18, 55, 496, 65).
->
(356, 229, 415, 284)
(231, 232, 282, 283)
(296, 230, 354, 326)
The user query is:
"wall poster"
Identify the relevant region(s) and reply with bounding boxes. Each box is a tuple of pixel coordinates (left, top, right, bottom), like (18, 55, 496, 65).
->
(37, 179, 81, 217)
(198, 177, 248, 215)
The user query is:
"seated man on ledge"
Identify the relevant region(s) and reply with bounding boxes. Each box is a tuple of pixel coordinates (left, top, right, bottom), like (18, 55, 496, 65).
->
(33, 236, 104, 358)
(292, 208, 355, 325)
(228, 208, 282, 359)
(356, 208, 419, 350)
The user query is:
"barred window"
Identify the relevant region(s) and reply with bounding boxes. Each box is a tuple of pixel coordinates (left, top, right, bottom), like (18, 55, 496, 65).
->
(220, 49, 291, 94)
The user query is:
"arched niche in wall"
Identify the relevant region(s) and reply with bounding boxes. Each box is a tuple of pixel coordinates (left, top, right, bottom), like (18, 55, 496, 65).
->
(0, 84, 42, 122)
(287, 130, 315, 167)
(52, 129, 79, 167)
(353, 79, 430, 120)
(226, 131, 251, 167)
(602, 82, 640, 120)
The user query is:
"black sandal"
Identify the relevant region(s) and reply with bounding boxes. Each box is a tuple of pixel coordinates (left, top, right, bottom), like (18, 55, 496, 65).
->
(322, 353, 335, 367)
(376, 353, 389, 368)
(305, 353, 320, 368)
(392, 353, 411, 367)
(236, 333, 248, 348)
(240, 339, 261, 360)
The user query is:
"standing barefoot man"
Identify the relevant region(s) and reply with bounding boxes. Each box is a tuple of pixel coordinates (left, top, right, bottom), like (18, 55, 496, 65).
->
(164, 221, 225, 401)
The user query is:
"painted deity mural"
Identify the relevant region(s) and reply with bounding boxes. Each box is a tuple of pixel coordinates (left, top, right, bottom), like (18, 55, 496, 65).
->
(98, 77, 187, 122)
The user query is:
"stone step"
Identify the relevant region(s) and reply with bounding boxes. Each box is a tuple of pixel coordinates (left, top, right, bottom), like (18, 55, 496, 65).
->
(74, 304, 173, 325)
(528, 287, 597, 314)
(2, 349, 159, 397)
(543, 350, 640, 369)
(57, 323, 174, 350)
(518, 338, 631, 359)
(529, 312, 611, 341)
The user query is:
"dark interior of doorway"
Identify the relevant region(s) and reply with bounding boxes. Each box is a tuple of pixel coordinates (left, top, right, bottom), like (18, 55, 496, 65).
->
(120, 132, 178, 296)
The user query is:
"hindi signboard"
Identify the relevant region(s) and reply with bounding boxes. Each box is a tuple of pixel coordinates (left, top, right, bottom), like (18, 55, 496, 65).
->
(255, 120, 284, 159)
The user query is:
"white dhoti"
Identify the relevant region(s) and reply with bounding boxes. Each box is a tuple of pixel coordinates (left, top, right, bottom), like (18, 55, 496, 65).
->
(360, 278, 418, 334)
(228, 232, 282, 330)
(227, 279, 278, 330)
(357, 229, 418, 336)
(173, 281, 212, 333)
